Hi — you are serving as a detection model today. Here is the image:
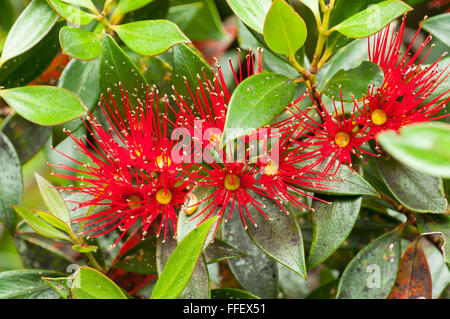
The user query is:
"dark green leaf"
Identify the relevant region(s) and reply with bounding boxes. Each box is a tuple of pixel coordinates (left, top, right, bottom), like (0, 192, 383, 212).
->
(121, 0, 169, 23)
(0, 269, 64, 299)
(0, 86, 86, 126)
(71, 266, 127, 299)
(203, 239, 246, 264)
(225, 0, 272, 33)
(337, 226, 404, 298)
(211, 288, 259, 299)
(323, 61, 384, 101)
(298, 0, 320, 20)
(278, 263, 309, 298)
(223, 209, 278, 298)
(422, 13, 450, 48)
(263, 0, 307, 56)
(114, 237, 157, 274)
(377, 124, 450, 179)
(0, 0, 15, 31)
(376, 157, 447, 213)
(307, 196, 362, 269)
(0, 0, 58, 64)
(417, 214, 450, 264)
(0, 132, 22, 233)
(60, 26, 101, 60)
(221, 72, 296, 146)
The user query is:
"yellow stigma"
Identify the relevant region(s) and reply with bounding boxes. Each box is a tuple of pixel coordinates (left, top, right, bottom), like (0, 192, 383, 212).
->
(185, 193, 198, 216)
(156, 155, 171, 169)
(156, 189, 172, 205)
(371, 109, 387, 125)
(224, 174, 240, 191)
(264, 160, 279, 176)
(209, 133, 221, 143)
(127, 194, 143, 210)
(334, 132, 350, 148)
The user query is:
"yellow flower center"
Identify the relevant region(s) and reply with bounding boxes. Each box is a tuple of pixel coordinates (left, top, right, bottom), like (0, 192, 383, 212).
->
(127, 194, 143, 210)
(371, 109, 387, 125)
(156, 155, 171, 169)
(184, 193, 198, 216)
(156, 189, 172, 205)
(264, 160, 279, 176)
(334, 132, 350, 148)
(224, 174, 240, 191)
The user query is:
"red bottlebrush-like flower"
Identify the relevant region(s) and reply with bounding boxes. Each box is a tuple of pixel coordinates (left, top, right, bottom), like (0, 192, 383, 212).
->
(363, 16, 450, 137)
(293, 93, 375, 178)
(51, 87, 193, 244)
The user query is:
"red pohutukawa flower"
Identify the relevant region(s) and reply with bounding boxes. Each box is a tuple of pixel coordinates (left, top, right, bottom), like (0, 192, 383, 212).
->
(363, 16, 450, 138)
(51, 87, 193, 244)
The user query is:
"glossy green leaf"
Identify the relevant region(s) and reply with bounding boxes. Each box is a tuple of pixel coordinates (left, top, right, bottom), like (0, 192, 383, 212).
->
(114, 237, 157, 274)
(417, 214, 450, 264)
(223, 210, 278, 299)
(297, 158, 379, 196)
(100, 33, 148, 114)
(307, 196, 362, 270)
(377, 124, 450, 179)
(0, 86, 86, 126)
(34, 210, 72, 236)
(48, 0, 96, 25)
(60, 26, 101, 60)
(0, 115, 51, 164)
(151, 217, 218, 299)
(221, 72, 296, 146)
(72, 244, 98, 253)
(0, 0, 58, 65)
(323, 61, 384, 101)
(203, 239, 247, 264)
(112, 20, 189, 57)
(121, 0, 169, 23)
(225, 0, 272, 33)
(35, 173, 71, 223)
(112, 0, 155, 19)
(211, 288, 259, 299)
(422, 13, 450, 48)
(333, 0, 412, 38)
(41, 276, 71, 299)
(278, 263, 310, 298)
(376, 157, 447, 213)
(71, 266, 127, 299)
(60, 0, 97, 11)
(337, 226, 404, 298)
(0, 270, 64, 299)
(244, 192, 306, 278)
(299, 0, 320, 20)
(0, 132, 22, 233)
(12, 206, 72, 241)
(263, 0, 307, 56)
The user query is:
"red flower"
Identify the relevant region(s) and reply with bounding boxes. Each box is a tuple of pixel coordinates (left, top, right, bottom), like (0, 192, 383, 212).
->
(51, 87, 193, 244)
(363, 16, 450, 138)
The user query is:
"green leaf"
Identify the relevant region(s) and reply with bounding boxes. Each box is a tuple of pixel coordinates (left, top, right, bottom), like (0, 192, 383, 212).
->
(278, 263, 309, 298)
(298, 0, 320, 20)
(100, 33, 148, 115)
(35, 173, 71, 223)
(48, 0, 96, 25)
(376, 157, 447, 213)
(221, 72, 296, 146)
(422, 13, 450, 48)
(225, 0, 272, 33)
(60, 0, 97, 11)
(12, 206, 72, 241)
(0, 269, 64, 299)
(60, 26, 101, 60)
(121, 0, 169, 23)
(114, 237, 157, 274)
(0, 0, 15, 31)
(244, 192, 307, 278)
(0, 0, 58, 65)
(263, 0, 307, 56)
(72, 244, 98, 253)
(0, 86, 86, 126)
(112, 0, 155, 19)
(0, 132, 22, 233)
(71, 266, 127, 299)
(307, 196, 362, 270)
(151, 217, 218, 299)
(112, 20, 190, 57)
(333, 0, 412, 38)
(0, 115, 51, 164)
(323, 61, 384, 101)
(223, 210, 278, 298)
(211, 288, 259, 299)
(203, 239, 247, 264)
(0, 21, 63, 89)
(34, 210, 72, 236)
(377, 124, 450, 179)
(336, 226, 404, 298)
(42, 276, 72, 299)
(417, 214, 450, 264)
(297, 158, 379, 196)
